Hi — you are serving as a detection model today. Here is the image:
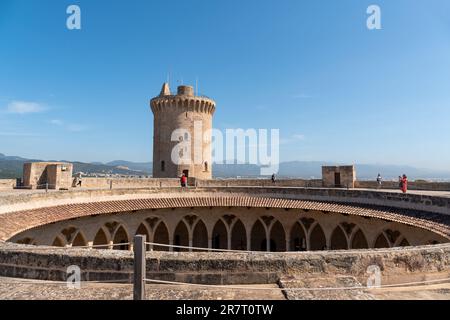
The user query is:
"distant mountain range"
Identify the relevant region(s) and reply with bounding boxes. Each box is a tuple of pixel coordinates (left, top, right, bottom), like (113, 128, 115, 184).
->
(0, 153, 151, 179)
(1, 153, 449, 180)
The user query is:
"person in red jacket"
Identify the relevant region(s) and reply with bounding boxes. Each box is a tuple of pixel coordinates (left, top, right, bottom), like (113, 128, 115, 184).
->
(180, 173, 187, 187)
(401, 174, 408, 193)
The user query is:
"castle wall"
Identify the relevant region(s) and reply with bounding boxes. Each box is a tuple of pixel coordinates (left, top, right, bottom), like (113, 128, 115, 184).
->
(78, 177, 180, 189)
(1, 176, 450, 191)
(196, 179, 323, 188)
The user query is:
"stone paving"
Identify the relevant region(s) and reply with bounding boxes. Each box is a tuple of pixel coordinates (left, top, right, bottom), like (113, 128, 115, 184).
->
(0, 277, 284, 300)
(1, 276, 449, 300)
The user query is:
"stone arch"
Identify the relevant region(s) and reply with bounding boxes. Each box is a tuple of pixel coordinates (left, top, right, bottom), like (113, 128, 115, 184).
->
(290, 221, 307, 251)
(374, 232, 390, 248)
(269, 221, 286, 252)
(93, 228, 109, 249)
(397, 237, 410, 247)
(212, 219, 228, 250)
(16, 237, 35, 245)
(309, 223, 326, 251)
(136, 223, 151, 250)
(52, 236, 65, 247)
(153, 221, 169, 251)
(112, 225, 129, 250)
(72, 232, 87, 247)
(330, 226, 348, 250)
(192, 220, 208, 250)
(231, 219, 247, 250)
(136, 223, 150, 238)
(351, 229, 369, 249)
(174, 220, 189, 252)
(251, 219, 267, 251)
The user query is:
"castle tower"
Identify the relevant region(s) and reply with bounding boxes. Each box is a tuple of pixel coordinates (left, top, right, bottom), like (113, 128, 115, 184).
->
(150, 83, 216, 179)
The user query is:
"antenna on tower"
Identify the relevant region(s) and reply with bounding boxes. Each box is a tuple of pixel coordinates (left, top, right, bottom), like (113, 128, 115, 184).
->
(195, 76, 199, 96)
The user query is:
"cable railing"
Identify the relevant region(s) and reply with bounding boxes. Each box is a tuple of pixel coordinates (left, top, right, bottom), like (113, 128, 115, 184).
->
(1, 240, 449, 255)
(143, 277, 450, 292)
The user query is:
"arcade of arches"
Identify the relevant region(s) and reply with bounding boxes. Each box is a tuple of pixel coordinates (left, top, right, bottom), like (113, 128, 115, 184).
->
(10, 207, 447, 251)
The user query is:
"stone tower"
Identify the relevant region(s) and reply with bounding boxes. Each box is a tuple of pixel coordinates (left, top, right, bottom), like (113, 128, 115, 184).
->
(150, 83, 216, 179)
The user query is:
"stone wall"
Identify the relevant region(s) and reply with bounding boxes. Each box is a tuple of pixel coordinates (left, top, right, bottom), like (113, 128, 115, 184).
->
(0, 179, 16, 190)
(23, 162, 73, 190)
(0, 242, 449, 284)
(322, 166, 356, 188)
(356, 180, 450, 191)
(196, 179, 323, 188)
(1, 176, 450, 191)
(78, 178, 180, 189)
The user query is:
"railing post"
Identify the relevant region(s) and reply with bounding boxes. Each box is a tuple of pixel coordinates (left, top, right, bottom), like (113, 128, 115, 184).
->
(133, 235, 146, 300)
(45, 183, 48, 193)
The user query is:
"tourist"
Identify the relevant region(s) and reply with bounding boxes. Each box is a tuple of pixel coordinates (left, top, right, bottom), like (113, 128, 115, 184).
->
(271, 173, 276, 183)
(180, 173, 187, 188)
(75, 173, 82, 187)
(376, 174, 382, 188)
(401, 174, 408, 193)
(398, 176, 403, 190)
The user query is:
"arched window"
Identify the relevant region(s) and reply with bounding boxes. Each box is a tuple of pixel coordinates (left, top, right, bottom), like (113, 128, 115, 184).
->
(161, 161, 165, 172)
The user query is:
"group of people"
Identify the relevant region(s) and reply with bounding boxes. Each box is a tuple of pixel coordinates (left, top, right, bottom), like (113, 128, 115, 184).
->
(376, 173, 408, 193)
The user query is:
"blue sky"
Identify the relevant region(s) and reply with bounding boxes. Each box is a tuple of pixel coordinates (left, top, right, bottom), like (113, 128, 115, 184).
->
(1, 0, 450, 170)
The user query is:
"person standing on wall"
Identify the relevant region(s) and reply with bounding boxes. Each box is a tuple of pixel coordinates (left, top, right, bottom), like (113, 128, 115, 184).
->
(401, 174, 408, 193)
(180, 173, 187, 188)
(376, 173, 382, 189)
(271, 173, 276, 184)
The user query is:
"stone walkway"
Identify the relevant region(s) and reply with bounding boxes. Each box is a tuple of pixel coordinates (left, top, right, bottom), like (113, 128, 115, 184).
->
(1, 276, 450, 300)
(0, 277, 285, 300)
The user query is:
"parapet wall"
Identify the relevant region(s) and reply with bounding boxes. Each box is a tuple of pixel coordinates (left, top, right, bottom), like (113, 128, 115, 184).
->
(0, 242, 449, 284)
(356, 180, 450, 191)
(78, 178, 180, 189)
(197, 179, 323, 188)
(1, 177, 450, 191)
(0, 179, 16, 190)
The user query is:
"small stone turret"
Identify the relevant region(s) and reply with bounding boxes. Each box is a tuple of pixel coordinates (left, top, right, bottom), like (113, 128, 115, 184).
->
(150, 83, 216, 179)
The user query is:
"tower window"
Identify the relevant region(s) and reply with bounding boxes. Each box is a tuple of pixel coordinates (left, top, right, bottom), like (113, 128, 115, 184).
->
(204, 161, 208, 172)
(161, 161, 165, 172)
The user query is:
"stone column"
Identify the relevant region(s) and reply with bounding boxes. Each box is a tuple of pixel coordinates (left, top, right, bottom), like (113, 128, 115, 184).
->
(285, 235, 290, 252)
(208, 238, 212, 251)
